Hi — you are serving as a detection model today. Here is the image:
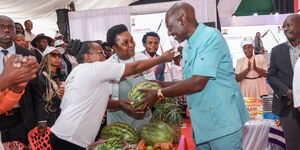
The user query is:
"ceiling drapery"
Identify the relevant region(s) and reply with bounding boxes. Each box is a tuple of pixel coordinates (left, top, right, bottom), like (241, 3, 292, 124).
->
(0, 0, 240, 38)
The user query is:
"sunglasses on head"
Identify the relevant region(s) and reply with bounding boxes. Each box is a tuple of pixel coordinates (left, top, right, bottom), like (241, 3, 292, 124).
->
(49, 53, 62, 58)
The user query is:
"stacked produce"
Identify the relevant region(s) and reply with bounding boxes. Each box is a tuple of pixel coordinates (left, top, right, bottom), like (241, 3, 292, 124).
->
(100, 122, 138, 144)
(89, 138, 125, 150)
(151, 102, 183, 143)
(139, 121, 174, 146)
(90, 82, 183, 150)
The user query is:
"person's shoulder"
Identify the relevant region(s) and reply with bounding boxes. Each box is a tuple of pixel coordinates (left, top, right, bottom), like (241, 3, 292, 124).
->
(236, 56, 246, 62)
(106, 54, 118, 62)
(201, 24, 223, 42)
(255, 54, 266, 60)
(272, 43, 288, 52)
(135, 53, 148, 60)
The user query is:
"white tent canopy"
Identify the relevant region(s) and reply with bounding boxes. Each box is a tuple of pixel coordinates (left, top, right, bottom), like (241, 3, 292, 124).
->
(0, 0, 240, 38)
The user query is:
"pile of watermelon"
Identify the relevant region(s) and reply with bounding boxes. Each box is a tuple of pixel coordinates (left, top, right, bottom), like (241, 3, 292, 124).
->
(100, 122, 138, 144)
(128, 82, 161, 108)
(139, 121, 174, 146)
(93, 121, 174, 149)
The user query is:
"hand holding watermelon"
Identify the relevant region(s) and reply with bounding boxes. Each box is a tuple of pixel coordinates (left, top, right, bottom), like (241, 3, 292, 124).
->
(128, 82, 160, 109)
(134, 88, 159, 110)
(119, 99, 145, 114)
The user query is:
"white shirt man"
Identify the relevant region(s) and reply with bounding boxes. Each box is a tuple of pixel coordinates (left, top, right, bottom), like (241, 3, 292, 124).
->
(51, 62, 125, 148)
(293, 58, 300, 111)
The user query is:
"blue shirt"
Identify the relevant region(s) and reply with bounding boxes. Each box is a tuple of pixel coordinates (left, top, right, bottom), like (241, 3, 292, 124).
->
(182, 23, 249, 144)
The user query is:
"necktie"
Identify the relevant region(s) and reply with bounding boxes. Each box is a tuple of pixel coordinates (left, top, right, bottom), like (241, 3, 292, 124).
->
(1, 49, 9, 72)
(1, 49, 8, 56)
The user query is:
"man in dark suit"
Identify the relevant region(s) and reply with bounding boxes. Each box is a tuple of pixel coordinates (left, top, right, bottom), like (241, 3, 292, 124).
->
(31, 33, 52, 63)
(0, 15, 47, 145)
(141, 32, 165, 81)
(267, 14, 300, 150)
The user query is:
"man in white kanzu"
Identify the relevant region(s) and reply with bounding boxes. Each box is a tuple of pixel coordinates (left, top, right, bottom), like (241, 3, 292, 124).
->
(50, 41, 174, 149)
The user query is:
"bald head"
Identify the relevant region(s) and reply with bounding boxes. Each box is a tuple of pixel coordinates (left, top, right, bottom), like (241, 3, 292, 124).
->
(0, 15, 14, 23)
(166, 2, 197, 23)
(284, 14, 300, 24)
(165, 2, 198, 43)
(283, 14, 300, 45)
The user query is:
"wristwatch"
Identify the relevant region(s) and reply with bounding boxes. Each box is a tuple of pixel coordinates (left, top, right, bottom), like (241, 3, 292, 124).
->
(157, 89, 165, 100)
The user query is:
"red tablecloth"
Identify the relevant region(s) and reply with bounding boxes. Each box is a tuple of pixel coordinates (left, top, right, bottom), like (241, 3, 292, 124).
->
(178, 119, 194, 150)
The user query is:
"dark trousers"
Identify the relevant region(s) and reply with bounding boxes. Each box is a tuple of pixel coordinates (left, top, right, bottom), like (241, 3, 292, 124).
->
(280, 108, 300, 150)
(1, 121, 29, 145)
(50, 132, 85, 150)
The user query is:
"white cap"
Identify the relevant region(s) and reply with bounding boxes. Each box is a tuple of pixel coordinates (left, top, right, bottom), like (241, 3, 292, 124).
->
(240, 36, 254, 48)
(42, 46, 65, 57)
(55, 33, 64, 38)
(54, 40, 65, 47)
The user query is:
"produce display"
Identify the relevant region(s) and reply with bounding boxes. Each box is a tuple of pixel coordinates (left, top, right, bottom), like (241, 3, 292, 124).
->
(100, 122, 138, 144)
(139, 121, 174, 146)
(151, 103, 183, 143)
(128, 82, 161, 108)
(89, 138, 125, 150)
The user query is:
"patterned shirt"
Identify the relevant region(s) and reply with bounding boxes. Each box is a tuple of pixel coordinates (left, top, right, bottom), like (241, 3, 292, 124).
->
(287, 41, 300, 70)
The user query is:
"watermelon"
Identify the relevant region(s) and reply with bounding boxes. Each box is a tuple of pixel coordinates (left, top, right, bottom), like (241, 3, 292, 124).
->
(139, 121, 174, 146)
(128, 82, 161, 108)
(100, 122, 138, 144)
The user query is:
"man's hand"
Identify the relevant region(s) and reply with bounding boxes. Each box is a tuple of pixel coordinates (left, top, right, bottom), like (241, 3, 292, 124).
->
(135, 88, 159, 111)
(56, 87, 64, 99)
(285, 89, 293, 100)
(2, 55, 38, 88)
(161, 48, 175, 62)
(119, 100, 144, 114)
(37, 122, 47, 136)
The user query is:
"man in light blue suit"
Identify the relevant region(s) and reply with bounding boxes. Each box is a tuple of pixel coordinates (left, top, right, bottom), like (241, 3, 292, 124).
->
(137, 2, 249, 150)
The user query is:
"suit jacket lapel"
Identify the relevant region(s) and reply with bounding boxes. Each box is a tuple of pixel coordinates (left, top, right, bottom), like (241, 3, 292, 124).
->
(283, 43, 293, 74)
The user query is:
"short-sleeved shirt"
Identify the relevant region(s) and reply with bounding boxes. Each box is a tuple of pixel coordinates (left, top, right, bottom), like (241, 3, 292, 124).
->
(293, 58, 300, 108)
(51, 62, 125, 148)
(182, 23, 249, 144)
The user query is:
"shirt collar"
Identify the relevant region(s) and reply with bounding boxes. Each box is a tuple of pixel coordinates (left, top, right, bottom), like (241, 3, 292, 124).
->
(187, 23, 204, 46)
(286, 41, 300, 49)
(0, 43, 16, 54)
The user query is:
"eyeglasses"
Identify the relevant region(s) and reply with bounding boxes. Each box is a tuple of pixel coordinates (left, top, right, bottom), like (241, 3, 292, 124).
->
(49, 53, 62, 58)
(0, 24, 14, 30)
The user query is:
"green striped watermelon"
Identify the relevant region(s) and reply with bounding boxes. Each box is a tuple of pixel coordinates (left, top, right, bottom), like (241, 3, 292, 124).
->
(139, 121, 174, 146)
(100, 122, 138, 144)
(128, 82, 161, 108)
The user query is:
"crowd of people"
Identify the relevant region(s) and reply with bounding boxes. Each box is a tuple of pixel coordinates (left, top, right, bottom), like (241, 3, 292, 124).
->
(1, 1, 300, 150)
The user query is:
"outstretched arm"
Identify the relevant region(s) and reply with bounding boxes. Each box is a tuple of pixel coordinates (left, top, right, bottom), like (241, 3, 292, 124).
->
(122, 49, 174, 78)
